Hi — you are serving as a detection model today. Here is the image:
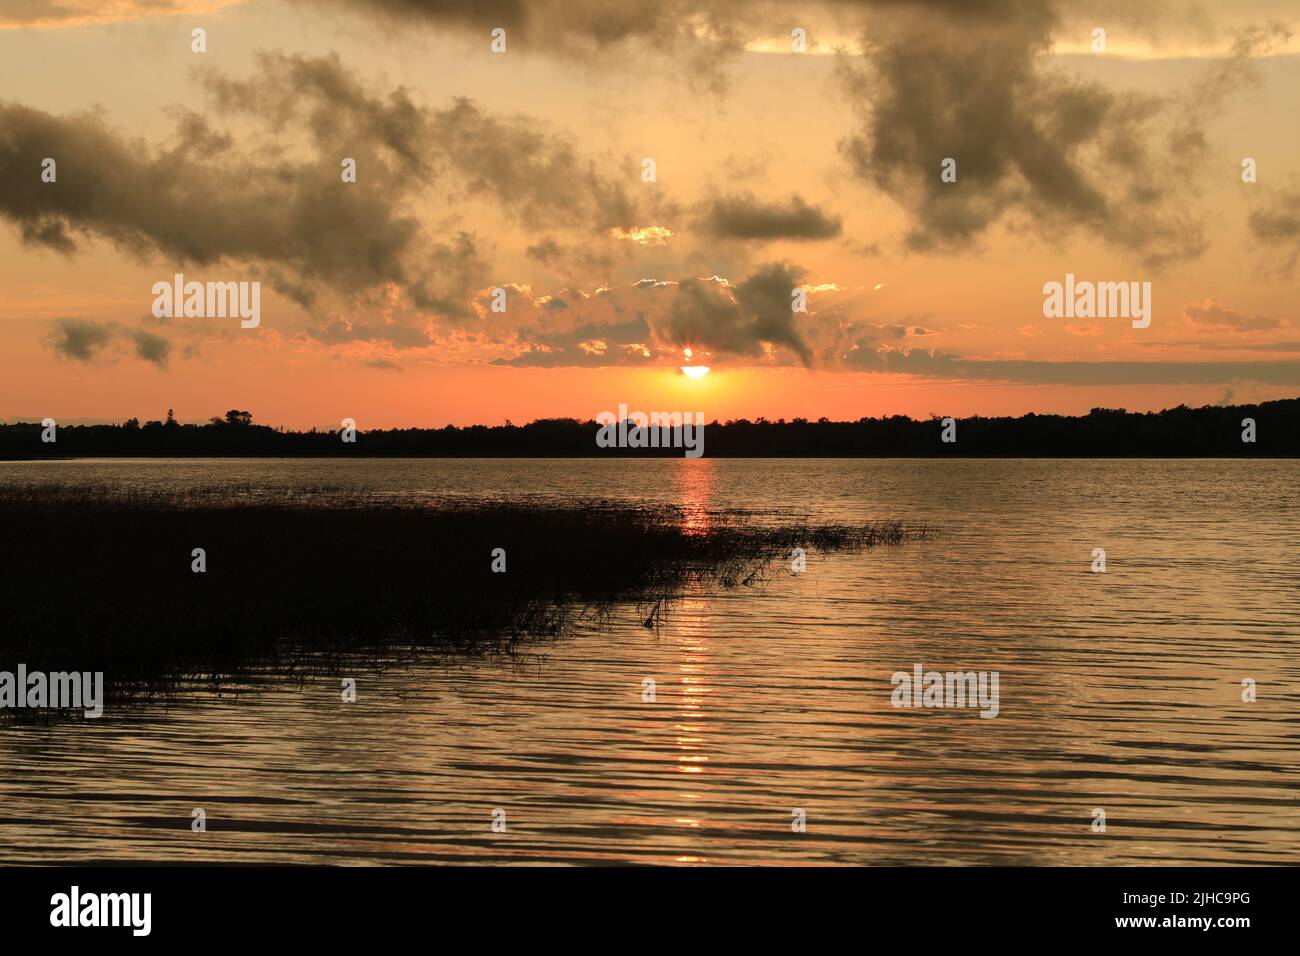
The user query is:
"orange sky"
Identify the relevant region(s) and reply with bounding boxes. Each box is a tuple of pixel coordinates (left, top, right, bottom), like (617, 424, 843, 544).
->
(2, 1, 1299, 427)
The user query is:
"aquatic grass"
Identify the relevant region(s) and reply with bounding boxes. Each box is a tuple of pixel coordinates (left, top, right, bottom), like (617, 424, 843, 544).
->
(0, 484, 929, 708)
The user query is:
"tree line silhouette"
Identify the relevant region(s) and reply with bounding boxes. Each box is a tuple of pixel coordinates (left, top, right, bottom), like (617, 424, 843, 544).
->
(2, 399, 1295, 458)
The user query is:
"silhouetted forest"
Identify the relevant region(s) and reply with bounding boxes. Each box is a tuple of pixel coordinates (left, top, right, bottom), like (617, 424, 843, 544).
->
(1, 399, 1295, 458)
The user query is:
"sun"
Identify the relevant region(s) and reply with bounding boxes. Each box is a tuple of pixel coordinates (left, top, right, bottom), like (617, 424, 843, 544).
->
(680, 347, 711, 379)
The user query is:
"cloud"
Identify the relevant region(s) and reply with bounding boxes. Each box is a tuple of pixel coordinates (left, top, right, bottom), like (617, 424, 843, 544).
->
(243, 258, 1300, 380)
(491, 315, 656, 368)
(0, 1, 233, 28)
(48, 318, 117, 361)
(0, 96, 452, 311)
(308, 0, 754, 89)
(836, 7, 1289, 267)
(302, 294, 437, 349)
(315, 0, 683, 43)
(131, 329, 172, 367)
(0, 51, 657, 337)
(419, 98, 655, 233)
(702, 193, 842, 240)
(525, 237, 564, 265)
(841, 345, 1300, 385)
(47, 317, 172, 367)
(10, 6, 1298, 383)
(1184, 299, 1280, 332)
(664, 263, 813, 365)
(1138, 339, 1300, 353)
(1248, 191, 1300, 273)
(456, 263, 822, 368)
(1250, 197, 1300, 239)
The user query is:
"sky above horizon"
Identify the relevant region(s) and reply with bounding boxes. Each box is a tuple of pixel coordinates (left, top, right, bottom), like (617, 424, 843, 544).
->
(2, 0, 1300, 428)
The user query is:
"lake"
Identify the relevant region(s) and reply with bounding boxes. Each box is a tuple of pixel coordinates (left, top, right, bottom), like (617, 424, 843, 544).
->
(0, 458, 1296, 864)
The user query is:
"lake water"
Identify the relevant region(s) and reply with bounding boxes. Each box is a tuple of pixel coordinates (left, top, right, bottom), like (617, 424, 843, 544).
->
(0, 458, 1296, 865)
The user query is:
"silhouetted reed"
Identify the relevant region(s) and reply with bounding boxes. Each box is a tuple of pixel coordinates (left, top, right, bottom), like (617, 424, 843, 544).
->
(0, 485, 929, 709)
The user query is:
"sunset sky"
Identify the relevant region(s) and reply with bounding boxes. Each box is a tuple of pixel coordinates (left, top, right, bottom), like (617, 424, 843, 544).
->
(2, 0, 1299, 428)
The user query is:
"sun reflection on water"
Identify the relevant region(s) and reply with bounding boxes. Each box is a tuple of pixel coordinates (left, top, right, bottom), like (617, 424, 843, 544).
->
(673, 457, 717, 535)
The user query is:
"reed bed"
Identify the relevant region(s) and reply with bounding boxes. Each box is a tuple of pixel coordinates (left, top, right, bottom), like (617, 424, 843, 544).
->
(0, 484, 929, 706)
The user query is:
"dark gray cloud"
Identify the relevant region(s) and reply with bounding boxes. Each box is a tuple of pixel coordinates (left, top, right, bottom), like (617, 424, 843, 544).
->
(304, 1, 1084, 98)
(525, 237, 564, 265)
(0, 95, 447, 310)
(836, 7, 1289, 267)
(48, 318, 117, 361)
(481, 264, 820, 368)
(47, 317, 172, 367)
(703, 193, 842, 240)
(842, 345, 1300, 385)
(201, 52, 653, 287)
(6, 0, 1043, 33)
(1250, 197, 1300, 240)
(1248, 191, 1300, 273)
(1139, 340, 1300, 352)
(1184, 300, 1280, 331)
(665, 263, 813, 365)
(201, 53, 658, 232)
(314, 0, 664, 39)
(131, 329, 172, 367)
(0, 51, 651, 332)
(309, 0, 745, 87)
(309, 1, 1044, 51)
(425, 98, 651, 232)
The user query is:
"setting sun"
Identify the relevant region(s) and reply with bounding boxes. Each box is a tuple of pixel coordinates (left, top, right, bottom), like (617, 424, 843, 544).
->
(680, 348, 710, 378)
